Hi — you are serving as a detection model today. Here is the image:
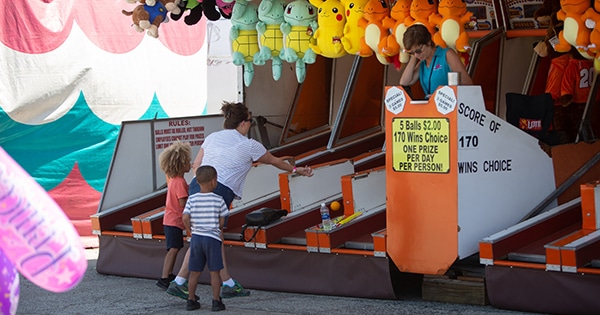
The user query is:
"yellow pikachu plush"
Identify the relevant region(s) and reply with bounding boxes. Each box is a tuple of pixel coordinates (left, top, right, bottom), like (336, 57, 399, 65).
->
(310, 0, 347, 58)
(340, 0, 372, 56)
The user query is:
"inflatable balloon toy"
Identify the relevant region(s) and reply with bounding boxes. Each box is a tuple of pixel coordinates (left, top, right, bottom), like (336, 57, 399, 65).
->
(280, 0, 319, 83)
(340, 0, 372, 56)
(0, 147, 87, 297)
(230, 0, 261, 86)
(0, 248, 19, 315)
(309, 0, 348, 59)
(429, 0, 473, 53)
(256, 0, 287, 81)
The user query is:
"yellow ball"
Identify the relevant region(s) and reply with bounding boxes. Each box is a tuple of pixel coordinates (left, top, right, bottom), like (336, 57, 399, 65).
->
(330, 201, 341, 211)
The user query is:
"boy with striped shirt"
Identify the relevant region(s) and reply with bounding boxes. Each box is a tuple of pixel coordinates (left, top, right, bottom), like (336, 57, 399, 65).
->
(182, 165, 229, 311)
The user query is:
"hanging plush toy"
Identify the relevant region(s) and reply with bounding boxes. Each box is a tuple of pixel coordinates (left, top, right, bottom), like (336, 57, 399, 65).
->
(358, 0, 391, 65)
(383, 0, 411, 63)
(404, 0, 437, 34)
(230, 0, 261, 86)
(256, 0, 287, 81)
(217, 0, 235, 19)
(309, 0, 347, 58)
(340, 0, 372, 56)
(583, 0, 600, 71)
(122, 0, 182, 38)
(429, 0, 472, 53)
(554, 0, 593, 59)
(583, 0, 600, 53)
(280, 0, 319, 83)
(171, 0, 221, 24)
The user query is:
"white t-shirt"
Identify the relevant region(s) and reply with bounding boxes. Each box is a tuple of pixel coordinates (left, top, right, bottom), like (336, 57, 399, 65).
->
(201, 129, 267, 198)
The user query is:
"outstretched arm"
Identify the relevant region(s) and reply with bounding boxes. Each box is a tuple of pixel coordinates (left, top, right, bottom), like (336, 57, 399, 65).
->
(257, 151, 313, 176)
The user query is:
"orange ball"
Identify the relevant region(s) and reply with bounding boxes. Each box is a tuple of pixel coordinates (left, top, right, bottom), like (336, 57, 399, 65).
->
(330, 201, 341, 211)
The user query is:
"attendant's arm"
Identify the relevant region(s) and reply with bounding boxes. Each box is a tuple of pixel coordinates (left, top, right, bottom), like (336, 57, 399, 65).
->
(446, 49, 473, 85)
(257, 151, 313, 176)
(399, 56, 421, 86)
(192, 148, 204, 173)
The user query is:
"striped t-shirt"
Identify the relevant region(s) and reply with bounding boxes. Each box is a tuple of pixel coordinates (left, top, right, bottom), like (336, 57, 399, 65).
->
(183, 192, 229, 241)
(201, 129, 267, 198)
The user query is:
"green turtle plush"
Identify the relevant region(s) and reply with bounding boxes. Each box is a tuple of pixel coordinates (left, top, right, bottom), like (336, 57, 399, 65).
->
(280, 0, 318, 83)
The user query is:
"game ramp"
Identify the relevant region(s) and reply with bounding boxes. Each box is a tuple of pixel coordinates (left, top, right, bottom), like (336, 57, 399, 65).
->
(384, 85, 557, 276)
(237, 160, 402, 299)
(480, 181, 600, 314)
(305, 166, 387, 254)
(93, 115, 322, 277)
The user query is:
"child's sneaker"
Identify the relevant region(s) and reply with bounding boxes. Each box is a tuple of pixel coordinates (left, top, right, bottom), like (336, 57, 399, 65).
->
(211, 299, 226, 311)
(156, 278, 170, 290)
(186, 299, 200, 311)
(167, 281, 189, 299)
(220, 280, 250, 298)
(156, 274, 176, 290)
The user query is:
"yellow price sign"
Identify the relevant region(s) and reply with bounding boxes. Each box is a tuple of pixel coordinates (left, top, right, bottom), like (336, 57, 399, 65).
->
(391, 118, 450, 173)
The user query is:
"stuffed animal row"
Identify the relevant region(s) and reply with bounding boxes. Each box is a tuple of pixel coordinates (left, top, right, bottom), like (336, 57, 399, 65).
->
(122, 0, 234, 39)
(536, 0, 600, 71)
(226, 0, 318, 84)
(319, 0, 472, 66)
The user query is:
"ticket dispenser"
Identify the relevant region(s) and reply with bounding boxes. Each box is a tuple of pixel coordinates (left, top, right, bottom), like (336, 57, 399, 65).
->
(384, 85, 556, 275)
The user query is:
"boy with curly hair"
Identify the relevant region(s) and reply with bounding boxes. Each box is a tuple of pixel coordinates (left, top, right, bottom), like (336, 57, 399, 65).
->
(156, 140, 192, 290)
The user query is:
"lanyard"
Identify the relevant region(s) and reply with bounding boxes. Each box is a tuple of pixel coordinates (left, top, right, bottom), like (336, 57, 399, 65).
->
(426, 55, 437, 95)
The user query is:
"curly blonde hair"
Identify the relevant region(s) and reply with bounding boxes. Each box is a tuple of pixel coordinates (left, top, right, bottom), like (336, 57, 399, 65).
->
(159, 140, 192, 178)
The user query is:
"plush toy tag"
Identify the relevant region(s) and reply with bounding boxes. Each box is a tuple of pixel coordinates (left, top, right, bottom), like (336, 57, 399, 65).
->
(548, 35, 559, 49)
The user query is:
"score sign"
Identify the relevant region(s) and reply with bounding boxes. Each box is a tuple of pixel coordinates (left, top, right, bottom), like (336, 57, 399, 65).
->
(392, 118, 450, 173)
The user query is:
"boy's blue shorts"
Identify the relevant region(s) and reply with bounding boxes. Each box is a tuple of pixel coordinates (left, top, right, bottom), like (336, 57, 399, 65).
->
(164, 225, 184, 250)
(189, 235, 223, 272)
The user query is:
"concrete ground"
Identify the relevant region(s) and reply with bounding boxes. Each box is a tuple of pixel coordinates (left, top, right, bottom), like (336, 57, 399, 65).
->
(15, 248, 547, 315)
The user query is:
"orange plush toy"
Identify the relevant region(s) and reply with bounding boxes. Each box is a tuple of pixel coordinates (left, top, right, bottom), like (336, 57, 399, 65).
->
(383, 0, 411, 63)
(583, 0, 600, 71)
(583, 0, 600, 53)
(403, 0, 437, 34)
(554, 0, 592, 59)
(429, 0, 472, 53)
(358, 0, 391, 64)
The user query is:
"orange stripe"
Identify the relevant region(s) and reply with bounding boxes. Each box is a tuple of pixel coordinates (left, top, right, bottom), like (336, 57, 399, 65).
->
(493, 260, 546, 270)
(580, 183, 598, 230)
(101, 231, 134, 237)
(506, 29, 547, 38)
(331, 248, 375, 256)
(267, 243, 308, 251)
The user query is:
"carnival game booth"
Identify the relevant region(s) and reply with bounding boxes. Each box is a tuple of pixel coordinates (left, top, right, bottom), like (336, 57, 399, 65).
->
(91, 108, 405, 299)
(479, 148, 600, 315)
(382, 84, 562, 305)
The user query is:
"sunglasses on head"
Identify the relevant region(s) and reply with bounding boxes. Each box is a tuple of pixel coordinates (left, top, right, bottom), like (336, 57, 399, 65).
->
(405, 45, 425, 55)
